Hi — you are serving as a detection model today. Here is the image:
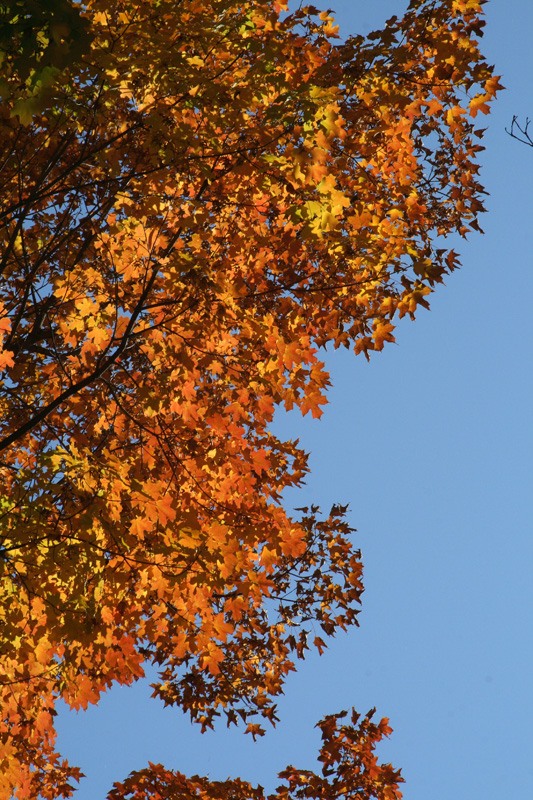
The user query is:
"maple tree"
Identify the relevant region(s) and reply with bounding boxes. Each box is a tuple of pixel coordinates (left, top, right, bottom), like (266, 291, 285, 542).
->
(0, 0, 92, 118)
(0, 0, 500, 798)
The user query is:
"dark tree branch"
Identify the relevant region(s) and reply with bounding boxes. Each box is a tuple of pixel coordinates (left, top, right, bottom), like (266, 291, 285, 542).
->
(506, 115, 533, 147)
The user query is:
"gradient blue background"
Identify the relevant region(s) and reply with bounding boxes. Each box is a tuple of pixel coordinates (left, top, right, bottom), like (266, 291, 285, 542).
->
(55, 2, 533, 797)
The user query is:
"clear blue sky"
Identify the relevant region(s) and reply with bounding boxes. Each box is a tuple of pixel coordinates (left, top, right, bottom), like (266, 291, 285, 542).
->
(55, 2, 533, 798)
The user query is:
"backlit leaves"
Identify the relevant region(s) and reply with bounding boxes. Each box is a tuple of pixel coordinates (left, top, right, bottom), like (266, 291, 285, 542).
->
(108, 709, 403, 800)
(0, 0, 499, 797)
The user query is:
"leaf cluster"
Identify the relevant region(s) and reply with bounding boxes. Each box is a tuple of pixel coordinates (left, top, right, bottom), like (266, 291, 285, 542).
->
(0, 1, 500, 797)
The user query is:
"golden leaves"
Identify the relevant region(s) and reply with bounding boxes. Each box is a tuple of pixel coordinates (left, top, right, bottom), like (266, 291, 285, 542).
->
(0, 307, 14, 371)
(108, 707, 402, 800)
(372, 323, 396, 351)
(468, 93, 491, 117)
(0, 0, 501, 795)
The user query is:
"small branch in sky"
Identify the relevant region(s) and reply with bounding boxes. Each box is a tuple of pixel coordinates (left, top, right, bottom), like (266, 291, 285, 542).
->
(506, 115, 533, 147)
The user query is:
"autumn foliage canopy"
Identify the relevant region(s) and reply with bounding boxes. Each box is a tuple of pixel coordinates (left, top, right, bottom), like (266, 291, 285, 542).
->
(0, 1, 499, 797)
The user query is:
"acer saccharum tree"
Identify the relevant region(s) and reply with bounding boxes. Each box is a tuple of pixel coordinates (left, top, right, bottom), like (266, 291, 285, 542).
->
(0, 1, 501, 798)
